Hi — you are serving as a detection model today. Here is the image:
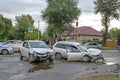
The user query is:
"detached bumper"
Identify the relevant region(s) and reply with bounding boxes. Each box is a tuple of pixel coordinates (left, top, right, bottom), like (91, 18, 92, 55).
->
(34, 54, 54, 61)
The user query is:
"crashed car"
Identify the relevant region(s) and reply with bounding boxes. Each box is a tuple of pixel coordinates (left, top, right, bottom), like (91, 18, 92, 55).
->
(53, 41, 104, 62)
(20, 40, 54, 63)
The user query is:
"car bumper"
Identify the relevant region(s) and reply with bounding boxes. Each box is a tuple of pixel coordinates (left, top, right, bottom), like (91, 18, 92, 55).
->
(90, 54, 104, 61)
(34, 54, 54, 61)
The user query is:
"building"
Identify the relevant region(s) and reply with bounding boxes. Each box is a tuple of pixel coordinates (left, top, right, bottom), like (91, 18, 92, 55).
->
(63, 26, 103, 43)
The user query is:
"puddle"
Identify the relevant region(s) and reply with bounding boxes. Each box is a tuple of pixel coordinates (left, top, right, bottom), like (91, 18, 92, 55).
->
(28, 63, 52, 73)
(106, 62, 116, 65)
(105, 58, 118, 65)
(1, 57, 19, 62)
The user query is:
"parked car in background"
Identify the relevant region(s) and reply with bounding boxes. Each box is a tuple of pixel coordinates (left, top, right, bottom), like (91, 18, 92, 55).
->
(85, 42, 102, 49)
(4, 40, 23, 52)
(117, 46, 120, 51)
(20, 40, 54, 63)
(0, 43, 13, 54)
(53, 41, 104, 62)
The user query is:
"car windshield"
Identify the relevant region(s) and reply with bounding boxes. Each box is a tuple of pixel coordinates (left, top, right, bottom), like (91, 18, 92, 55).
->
(77, 44, 87, 52)
(29, 42, 49, 48)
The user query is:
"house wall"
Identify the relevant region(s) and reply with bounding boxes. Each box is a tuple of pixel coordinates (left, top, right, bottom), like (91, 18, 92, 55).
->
(77, 35, 103, 43)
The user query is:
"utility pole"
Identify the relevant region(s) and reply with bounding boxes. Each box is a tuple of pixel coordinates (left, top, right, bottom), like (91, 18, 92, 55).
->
(38, 21, 40, 40)
(75, 17, 78, 42)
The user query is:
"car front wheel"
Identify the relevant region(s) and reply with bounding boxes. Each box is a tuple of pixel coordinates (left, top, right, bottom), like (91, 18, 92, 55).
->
(20, 53, 23, 60)
(28, 54, 35, 63)
(55, 53, 62, 60)
(48, 56, 53, 62)
(82, 55, 90, 62)
(2, 49, 9, 54)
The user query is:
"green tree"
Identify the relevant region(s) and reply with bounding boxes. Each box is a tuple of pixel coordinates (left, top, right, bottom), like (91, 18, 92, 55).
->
(94, 0, 120, 46)
(0, 14, 13, 41)
(42, 0, 80, 38)
(109, 28, 120, 40)
(15, 14, 35, 40)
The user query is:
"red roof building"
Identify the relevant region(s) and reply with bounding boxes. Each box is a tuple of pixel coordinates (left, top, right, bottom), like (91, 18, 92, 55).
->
(74, 26, 103, 36)
(63, 26, 103, 42)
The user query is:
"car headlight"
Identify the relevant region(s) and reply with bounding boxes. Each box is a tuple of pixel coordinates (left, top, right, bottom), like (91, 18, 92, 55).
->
(47, 52, 54, 56)
(33, 51, 39, 56)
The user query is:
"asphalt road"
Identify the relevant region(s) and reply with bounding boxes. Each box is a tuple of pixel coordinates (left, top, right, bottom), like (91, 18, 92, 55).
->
(0, 50, 119, 80)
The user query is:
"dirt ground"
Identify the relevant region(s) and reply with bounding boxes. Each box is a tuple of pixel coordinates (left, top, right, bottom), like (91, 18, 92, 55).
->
(0, 50, 119, 80)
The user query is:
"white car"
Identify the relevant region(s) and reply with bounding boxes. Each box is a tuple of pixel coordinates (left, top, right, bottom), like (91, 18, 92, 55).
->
(4, 40, 23, 52)
(53, 41, 104, 62)
(20, 40, 54, 63)
(85, 42, 102, 49)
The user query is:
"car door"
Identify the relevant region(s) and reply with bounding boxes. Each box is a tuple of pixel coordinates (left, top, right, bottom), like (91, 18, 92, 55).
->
(53, 43, 67, 58)
(21, 42, 29, 58)
(67, 46, 84, 61)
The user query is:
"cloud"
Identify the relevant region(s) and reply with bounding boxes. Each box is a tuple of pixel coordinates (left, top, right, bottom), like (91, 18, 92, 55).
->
(78, 0, 95, 12)
(0, 0, 47, 14)
(0, 0, 120, 32)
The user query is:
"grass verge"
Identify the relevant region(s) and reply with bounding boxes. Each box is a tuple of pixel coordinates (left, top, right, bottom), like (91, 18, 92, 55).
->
(77, 73, 120, 80)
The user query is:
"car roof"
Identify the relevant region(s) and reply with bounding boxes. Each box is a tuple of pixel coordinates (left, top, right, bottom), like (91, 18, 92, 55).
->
(24, 40, 44, 42)
(85, 42, 98, 44)
(5, 40, 23, 42)
(55, 41, 82, 46)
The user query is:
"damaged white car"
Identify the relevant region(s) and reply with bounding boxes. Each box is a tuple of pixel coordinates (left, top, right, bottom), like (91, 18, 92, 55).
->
(20, 40, 54, 63)
(53, 41, 104, 62)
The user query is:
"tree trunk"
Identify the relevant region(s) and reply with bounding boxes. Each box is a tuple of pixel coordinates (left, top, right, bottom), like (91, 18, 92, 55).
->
(102, 15, 109, 47)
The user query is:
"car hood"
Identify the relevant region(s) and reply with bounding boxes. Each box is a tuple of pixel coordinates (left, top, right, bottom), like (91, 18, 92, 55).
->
(87, 48, 102, 55)
(32, 48, 54, 54)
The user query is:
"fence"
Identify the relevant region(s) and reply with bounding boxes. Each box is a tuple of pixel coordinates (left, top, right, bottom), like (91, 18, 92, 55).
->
(106, 40, 117, 48)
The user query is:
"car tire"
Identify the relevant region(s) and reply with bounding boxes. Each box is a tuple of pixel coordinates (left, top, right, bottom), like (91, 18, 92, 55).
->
(82, 55, 90, 62)
(28, 54, 34, 63)
(2, 49, 9, 54)
(55, 53, 62, 60)
(48, 57, 53, 62)
(20, 53, 23, 60)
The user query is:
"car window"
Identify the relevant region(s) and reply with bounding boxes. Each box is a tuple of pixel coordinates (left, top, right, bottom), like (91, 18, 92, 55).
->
(55, 43, 62, 48)
(67, 46, 79, 52)
(14, 41, 22, 44)
(88, 43, 93, 45)
(4, 41, 13, 44)
(77, 45, 87, 52)
(29, 42, 49, 48)
(23, 42, 29, 48)
(92, 43, 98, 45)
(55, 43, 66, 49)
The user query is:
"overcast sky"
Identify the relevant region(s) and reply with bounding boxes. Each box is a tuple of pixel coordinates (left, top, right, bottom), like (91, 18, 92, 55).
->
(0, 0, 120, 32)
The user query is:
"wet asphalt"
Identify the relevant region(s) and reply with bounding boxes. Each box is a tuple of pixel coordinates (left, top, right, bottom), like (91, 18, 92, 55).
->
(0, 50, 120, 80)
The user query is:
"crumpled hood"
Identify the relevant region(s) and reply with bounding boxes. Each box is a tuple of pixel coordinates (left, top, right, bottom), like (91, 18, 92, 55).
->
(31, 48, 54, 54)
(87, 48, 102, 55)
